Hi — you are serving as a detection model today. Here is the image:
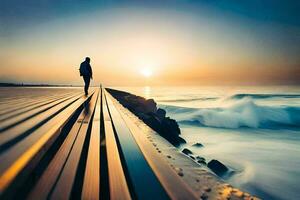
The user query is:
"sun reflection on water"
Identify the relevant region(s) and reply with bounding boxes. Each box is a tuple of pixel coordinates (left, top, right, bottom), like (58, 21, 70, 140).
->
(143, 86, 151, 99)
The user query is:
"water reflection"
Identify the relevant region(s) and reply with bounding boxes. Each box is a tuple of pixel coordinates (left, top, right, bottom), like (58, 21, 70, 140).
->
(83, 100, 91, 118)
(143, 86, 151, 99)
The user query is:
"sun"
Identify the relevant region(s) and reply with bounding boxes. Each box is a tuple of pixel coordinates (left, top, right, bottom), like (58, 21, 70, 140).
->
(140, 68, 153, 77)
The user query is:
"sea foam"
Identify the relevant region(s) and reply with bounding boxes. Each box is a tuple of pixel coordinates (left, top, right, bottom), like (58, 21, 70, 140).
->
(161, 98, 300, 129)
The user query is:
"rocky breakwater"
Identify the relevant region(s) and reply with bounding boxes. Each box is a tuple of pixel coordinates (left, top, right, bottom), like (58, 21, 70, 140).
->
(106, 88, 234, 179)
(106, 88, 186, 146)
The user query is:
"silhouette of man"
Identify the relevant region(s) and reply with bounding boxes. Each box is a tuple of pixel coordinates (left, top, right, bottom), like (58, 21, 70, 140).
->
(79, 57, 93, 95)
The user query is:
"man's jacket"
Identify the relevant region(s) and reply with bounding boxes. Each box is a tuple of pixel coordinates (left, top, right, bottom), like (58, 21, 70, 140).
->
(79, 61, 93, 77)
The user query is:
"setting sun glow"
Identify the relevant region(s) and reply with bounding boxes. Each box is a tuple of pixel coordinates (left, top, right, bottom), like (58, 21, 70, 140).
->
(140, 68, 153, 78)
(0, 2, 299, 86)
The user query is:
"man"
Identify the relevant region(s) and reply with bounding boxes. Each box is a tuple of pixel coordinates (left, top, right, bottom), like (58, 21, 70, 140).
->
(79, 57, 93, 95)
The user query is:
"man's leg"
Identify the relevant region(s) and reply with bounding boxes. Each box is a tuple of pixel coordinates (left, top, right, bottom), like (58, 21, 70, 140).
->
(83, 76, 90, 95)
(86, 77, 90, 94)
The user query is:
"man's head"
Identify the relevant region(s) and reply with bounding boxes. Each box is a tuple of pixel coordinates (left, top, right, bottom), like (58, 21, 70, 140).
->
(85, 57, 90, 63)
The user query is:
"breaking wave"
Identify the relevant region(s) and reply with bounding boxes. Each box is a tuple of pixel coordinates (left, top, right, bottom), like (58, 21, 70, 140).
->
(229, 94, 300, 100)
(159, 97, 218, 103)
(160, 98, 300, 129)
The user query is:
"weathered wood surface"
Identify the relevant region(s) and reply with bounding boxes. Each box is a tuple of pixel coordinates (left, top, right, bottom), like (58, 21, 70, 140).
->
(0, 88, 96, 199)
(105, 91, 170, 200)
(0, 87, 257, 200)
(107, 92, 199, 200)
(103, 91, 131, 200)
(82, 90, 101, 200)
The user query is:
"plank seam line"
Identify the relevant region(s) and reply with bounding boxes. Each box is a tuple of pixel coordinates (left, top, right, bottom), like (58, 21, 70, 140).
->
(104, 91, 139, 200)
(47, 112, 87, 199)
(0, 96, 83, 153)
(0, 93, 94, 195)
(0, 94, 82, 132)
(0, 93, 82, 123)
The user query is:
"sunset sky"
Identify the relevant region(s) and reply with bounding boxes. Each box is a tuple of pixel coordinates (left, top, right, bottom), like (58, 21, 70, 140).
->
(0, 1, 299, 86)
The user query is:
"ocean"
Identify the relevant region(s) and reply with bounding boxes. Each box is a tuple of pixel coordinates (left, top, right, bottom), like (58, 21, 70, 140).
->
(114, 86, 300, 200)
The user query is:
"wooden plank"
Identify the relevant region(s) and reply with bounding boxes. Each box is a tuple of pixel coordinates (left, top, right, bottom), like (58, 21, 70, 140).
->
(49, 90, 99, 200)
(104, 91, 170, 200)
(0, 93, 93, 177)
(0, 92, 81, 120)
(27, 92, 98, 200)
(0, 92, 66, 106)
(0, 93, 81, 131)
(0, 89, 51, 104)
(0, 91, 82, 121)
(0, 92, 94, 199)
(26, 102, 88, 198)
(0, 93, 84, 152)
(0, 91, 79, 114)
(81, 90, 101, 200)
(102, 90, 131, 200)
(0, 94, 64, 113)
(0, 90, 76, 104)
(0, 88, 79, 104)
(109, 95, 199, 200)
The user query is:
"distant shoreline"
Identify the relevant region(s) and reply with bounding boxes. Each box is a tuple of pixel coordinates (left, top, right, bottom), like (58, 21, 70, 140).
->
(0, 83, 85, 87)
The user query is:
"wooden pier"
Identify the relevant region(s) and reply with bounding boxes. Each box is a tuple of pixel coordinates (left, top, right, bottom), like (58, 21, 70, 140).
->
(0, 87, 257, 200)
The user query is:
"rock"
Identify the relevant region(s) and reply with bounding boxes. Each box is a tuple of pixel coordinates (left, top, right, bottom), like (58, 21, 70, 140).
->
(177, 136, 186, 144)
(196, 156, 205, 160)
(192, 142, 204, 147)
(200, 193, 208, 200)
(207, 159, 229, 177)
(196, 156, 206, 164)
(198, 160, 206, 165)
(178, 171, 184, 176)
(182, 148, 193, 155)
(106, 88, 185, 147)
(144, 99, 157, 113)
(204, 187, 212, 192)
(131, 97, 157, 114)
(156, 108, 166, 120)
